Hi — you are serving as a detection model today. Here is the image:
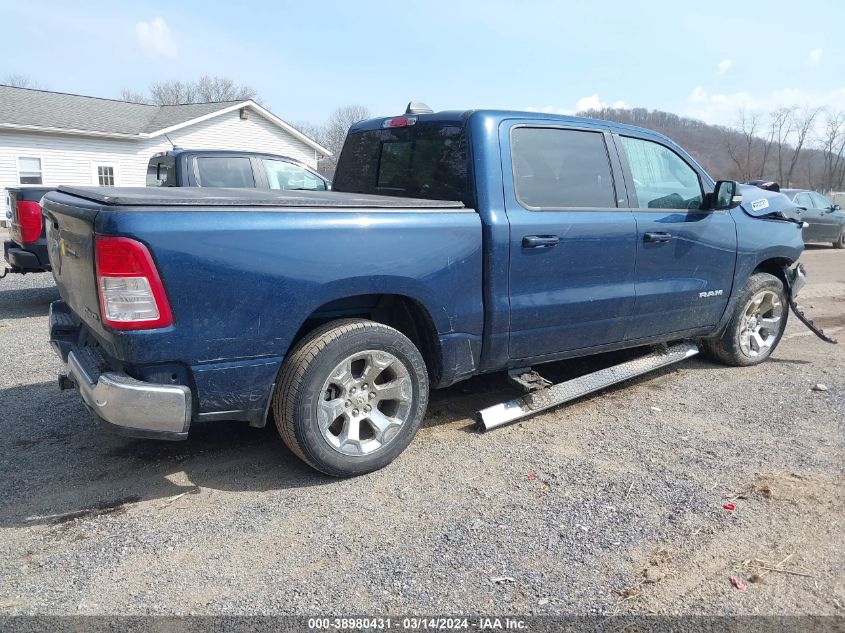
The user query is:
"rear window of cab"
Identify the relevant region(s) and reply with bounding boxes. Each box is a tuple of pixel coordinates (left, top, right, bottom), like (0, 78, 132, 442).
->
(333, 124, 469, 204)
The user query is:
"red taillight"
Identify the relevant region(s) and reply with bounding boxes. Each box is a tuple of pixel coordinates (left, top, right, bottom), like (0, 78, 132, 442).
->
(16, 200, 43, 244)
(382, 116, 417, 128)
(94, 236, 173, 330)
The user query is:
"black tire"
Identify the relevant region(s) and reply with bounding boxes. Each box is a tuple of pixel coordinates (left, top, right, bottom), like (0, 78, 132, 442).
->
(702, 272, 788, 367)
(833, 229, 845, 249)
(273, 319, 429, 477)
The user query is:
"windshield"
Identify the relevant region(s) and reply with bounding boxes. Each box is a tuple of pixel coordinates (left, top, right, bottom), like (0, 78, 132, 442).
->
(332, 124, 469, 204)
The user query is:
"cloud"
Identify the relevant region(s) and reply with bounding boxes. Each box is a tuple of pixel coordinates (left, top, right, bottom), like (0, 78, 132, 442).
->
(808, 48, 823, 66)
(575, 94, 628, 111)
(688, 86, 707, 103)
(575, 93, 604, 111)
(527, 94, 628, 115)
(135, 17, 178, 59)
(717, 59, 732, 75)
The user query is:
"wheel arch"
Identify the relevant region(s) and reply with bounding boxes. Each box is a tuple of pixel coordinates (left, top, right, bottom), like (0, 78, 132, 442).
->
(289, 293, 443, 384)
(710, 255, 796, 339)
(752, 256, 794, 287)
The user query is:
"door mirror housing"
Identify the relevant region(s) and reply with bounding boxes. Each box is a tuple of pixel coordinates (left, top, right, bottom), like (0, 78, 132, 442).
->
(712, 180, 742, 210)
(833, 203, 841, 211)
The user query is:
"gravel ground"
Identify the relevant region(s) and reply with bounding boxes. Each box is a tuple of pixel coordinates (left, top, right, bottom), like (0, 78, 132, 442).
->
(0, 232, 843, 616)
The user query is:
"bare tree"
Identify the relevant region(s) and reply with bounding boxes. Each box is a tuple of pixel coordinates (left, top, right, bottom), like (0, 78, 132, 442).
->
(723, 108, 760, 181)
(193, 75, 258, 103)
(125, 76, 260, 106)
(722, 129, 745, 181)
(290, 121, 325, 144)
(769, 106, 796, 184)
(785, 107, 822, 186)
(149, 80, 198, 105)
(819, 109, 845, 191)
(2, 73, 41, 89)
(757, 115, 779, 179)
(119, 88, 149, 104)
(305, 105, 371, 177)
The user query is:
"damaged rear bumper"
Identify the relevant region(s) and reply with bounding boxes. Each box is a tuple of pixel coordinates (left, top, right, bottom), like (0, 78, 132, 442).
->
(62, 350, 191, 440)
(50, 301, 192, 440)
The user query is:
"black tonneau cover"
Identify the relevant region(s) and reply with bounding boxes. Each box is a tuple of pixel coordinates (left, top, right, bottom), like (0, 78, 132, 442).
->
(56, 186, 465, 209)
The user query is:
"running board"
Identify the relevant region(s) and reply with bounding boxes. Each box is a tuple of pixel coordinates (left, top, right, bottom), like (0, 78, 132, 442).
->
(475, 342, 700, 431)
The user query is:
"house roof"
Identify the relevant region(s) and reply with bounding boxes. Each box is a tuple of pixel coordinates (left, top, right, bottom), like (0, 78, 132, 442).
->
(0, 85, 330, 156)
(141, 101, 243, 133)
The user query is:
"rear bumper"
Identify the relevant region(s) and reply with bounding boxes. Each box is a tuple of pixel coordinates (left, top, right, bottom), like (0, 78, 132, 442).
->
(4, 239, 51, 272)
(62, 350, 191, 439)
(50, 301, 192, 440)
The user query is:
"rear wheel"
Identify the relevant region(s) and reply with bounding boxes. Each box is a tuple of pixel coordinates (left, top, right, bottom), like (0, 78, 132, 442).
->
(833, 228, 845, 249)
(273, 319, 429, 477)
(702, 273, 788, 367)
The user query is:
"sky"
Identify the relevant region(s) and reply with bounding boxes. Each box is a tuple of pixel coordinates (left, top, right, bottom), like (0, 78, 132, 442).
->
(1, 0, 843, 128)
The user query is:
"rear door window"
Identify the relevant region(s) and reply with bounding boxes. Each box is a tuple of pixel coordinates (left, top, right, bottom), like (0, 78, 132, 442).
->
(195, 157, 255, 188)
(511, 127, 617, 209)
(619, 136, 703, 210)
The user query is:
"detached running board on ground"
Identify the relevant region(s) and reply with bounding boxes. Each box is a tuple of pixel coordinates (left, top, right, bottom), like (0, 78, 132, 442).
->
(475, 342, 700, 431)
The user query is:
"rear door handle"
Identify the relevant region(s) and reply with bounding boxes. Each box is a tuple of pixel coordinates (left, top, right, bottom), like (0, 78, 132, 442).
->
(644, 231, 672, 243)
(522, 235, 559, 249)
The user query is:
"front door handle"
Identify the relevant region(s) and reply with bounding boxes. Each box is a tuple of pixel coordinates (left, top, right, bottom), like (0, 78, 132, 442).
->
(522, 235, 559, 249)
(644, 231, 672, 243)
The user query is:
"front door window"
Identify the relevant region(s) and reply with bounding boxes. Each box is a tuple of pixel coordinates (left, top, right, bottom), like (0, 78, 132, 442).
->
(619, 136, 702, 210)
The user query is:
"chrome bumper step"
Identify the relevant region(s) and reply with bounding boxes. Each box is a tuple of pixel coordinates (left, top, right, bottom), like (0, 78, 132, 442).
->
(475, 342, 700, 431)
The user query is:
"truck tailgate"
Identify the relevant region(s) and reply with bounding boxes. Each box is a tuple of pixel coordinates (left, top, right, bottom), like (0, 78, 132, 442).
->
(42, 192, 102, 334)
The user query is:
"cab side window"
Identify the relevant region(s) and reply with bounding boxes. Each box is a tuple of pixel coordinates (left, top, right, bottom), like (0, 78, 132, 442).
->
(195, 157, 255, 188)
(262, 159, 326, 191)
(511, 127, 617, 209)
(794, 192, 813, 207)
(811, 192, 832, 209)
(620, 136, 702, 210)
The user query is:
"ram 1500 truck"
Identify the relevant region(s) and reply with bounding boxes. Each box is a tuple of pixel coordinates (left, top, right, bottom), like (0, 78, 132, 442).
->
(44, 108, 805, 477)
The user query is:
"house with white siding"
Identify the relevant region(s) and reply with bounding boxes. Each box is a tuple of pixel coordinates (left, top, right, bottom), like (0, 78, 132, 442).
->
(0, 85, 330, 201)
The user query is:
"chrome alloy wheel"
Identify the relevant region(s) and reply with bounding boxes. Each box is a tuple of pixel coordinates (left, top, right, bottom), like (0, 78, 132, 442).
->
(739, 290, 783, 357)
(317, 350, 413, 456)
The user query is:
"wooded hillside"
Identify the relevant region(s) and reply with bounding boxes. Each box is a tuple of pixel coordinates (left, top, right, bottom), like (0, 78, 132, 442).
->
(579, 107, 845, 193)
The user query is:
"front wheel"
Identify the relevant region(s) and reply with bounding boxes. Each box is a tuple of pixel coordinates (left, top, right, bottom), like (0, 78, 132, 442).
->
(702, 273, 788, 367)
(273, 319, 429, 477)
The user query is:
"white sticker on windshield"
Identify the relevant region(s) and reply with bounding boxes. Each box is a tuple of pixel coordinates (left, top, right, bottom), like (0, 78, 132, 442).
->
(751, 198, 769, 211)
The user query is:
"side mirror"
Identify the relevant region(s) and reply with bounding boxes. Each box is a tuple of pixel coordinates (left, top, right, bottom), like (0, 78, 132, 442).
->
(833, 204, 841, 211)
(713, 180, 742, 210)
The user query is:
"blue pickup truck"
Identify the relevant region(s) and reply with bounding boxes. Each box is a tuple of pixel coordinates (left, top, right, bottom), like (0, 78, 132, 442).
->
(44, 108, 806, 476)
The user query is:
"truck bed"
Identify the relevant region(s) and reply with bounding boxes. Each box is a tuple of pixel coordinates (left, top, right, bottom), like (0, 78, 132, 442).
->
(56, 186, 465, 209)
(42, 187, 484, 423)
